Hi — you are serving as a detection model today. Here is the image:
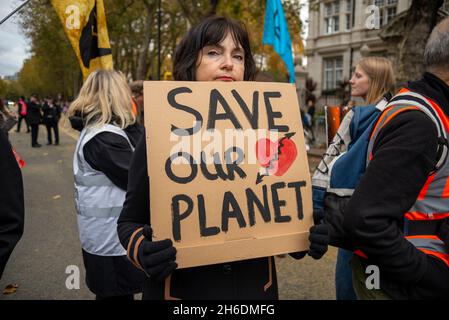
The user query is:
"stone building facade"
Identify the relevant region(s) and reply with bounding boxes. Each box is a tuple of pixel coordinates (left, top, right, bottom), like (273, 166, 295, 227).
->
(305, 0, 449, 105)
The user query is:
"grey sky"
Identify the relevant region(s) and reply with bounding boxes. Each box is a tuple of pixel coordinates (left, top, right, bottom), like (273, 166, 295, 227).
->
(300, 0, 309, 39)
(0, 0, 30, 78)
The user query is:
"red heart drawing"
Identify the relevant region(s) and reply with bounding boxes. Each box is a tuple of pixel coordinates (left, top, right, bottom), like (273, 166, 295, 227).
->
(256, 134, 297, 177)
(255, 138, 278, 168)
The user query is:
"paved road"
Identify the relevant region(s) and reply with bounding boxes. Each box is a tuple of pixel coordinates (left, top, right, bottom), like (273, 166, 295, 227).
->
(0, 122, 336, 300)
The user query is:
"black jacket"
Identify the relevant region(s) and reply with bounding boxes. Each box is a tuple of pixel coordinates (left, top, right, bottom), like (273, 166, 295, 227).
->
(42, 103, 61, 126)
(0, 130, 24, 279)
(117, 131, 278, 300)
(26, 101, 42, 125)
(69, 116, 143, 189)
(327, 72, 449, 299)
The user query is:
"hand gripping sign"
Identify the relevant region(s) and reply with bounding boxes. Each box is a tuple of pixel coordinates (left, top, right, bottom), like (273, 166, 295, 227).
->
(144, 81, 312, 268)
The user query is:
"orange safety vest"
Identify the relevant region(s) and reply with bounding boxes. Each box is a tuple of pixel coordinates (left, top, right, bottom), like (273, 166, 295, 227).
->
(356, 88, 449, 267)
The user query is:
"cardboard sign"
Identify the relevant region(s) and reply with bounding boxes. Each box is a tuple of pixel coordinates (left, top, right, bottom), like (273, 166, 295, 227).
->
(144, 81, 312, 269)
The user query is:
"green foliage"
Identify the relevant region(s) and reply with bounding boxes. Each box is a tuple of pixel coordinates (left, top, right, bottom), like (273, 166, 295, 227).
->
(218, 0, 304, 80)
(0, 78, 23, 100)
(18, 0, 80, 99)
(16, 0, 306, 97)
(0, 79, 6, 97)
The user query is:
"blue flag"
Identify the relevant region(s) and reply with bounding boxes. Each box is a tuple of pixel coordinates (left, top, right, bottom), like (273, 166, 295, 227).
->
(263, 0, 296, 83)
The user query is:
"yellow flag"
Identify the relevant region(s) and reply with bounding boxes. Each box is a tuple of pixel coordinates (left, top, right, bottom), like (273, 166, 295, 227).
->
(51, 0, 113, 79)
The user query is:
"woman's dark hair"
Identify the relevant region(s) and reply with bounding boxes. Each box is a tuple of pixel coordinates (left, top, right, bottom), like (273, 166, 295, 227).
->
(173, 16, 256, 81)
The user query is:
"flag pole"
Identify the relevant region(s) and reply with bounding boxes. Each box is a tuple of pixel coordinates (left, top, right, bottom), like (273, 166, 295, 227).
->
(0, 0, 32, 26)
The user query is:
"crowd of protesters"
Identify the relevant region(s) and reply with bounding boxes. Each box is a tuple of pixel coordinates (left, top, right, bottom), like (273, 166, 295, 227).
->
(16, 95, 64, 147)
(0, 95, 70, 146)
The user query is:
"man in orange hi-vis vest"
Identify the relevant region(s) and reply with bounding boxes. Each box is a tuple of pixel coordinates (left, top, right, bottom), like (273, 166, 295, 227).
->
(324, 17, 449, 299)
(51, 0, 113, 79)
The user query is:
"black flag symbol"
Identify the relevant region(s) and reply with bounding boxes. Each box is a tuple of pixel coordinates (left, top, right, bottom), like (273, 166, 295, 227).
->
(79, 4, 112, 68)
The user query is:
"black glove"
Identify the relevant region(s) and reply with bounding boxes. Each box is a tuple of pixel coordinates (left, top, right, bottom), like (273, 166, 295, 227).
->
(289, 251, 307, 259)
(137, 225, 178, 282)
(290, 208, 329, 260)
(308, 223, 329, 259)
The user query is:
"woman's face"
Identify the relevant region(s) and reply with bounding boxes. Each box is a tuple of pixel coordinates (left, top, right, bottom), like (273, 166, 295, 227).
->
(195, 32, 245, 82)
(350, 65, 371, 100)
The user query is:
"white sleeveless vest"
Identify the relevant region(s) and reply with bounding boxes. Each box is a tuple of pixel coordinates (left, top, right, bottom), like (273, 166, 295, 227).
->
(73, 124, 134, 256)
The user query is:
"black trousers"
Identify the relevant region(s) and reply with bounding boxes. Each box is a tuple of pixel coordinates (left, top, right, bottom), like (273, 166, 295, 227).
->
(81, 250, 144, 298)
(16, 116, 29, 132)
(45, 122, 59, 144)
(30, 124, 39, 146)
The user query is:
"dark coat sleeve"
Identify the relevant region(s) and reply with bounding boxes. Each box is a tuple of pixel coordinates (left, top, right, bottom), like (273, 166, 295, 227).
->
(117, 133, 150, 256)
(26, 102, 41, 124)
(327, 110, 439, 284)
(0, 131, 24, 279)
(83, 124, 143, 190)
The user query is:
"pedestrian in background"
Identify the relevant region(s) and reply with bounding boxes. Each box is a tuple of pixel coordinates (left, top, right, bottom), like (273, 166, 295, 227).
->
(306, 98, 316, 128)
(16, 96, 29, 133)
(68, 69, 144, 300)
(27, 94, 42, 148)
(42, 97, 61, 145)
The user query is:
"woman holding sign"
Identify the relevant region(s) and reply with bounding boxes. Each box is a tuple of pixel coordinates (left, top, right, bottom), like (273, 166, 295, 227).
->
(68, 70, 145, 300)
(118, 16, 327, 300)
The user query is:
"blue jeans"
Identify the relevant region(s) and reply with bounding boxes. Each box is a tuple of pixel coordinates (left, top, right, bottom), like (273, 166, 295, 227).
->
(335, 248, 357, 300)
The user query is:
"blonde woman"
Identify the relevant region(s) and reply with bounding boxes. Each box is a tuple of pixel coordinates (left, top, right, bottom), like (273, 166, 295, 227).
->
(350, 57, 396, 105)
(339, 57, 396, 299)
(68, 70, 144, 300)
(312, 57, 396, 300)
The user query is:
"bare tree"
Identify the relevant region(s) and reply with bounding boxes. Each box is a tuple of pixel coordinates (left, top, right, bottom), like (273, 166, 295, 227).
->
(175, 0, 220, 25)
(209, 0, 219, 15)
(136, 0, 157, 80)
(381, 0, 444, 82)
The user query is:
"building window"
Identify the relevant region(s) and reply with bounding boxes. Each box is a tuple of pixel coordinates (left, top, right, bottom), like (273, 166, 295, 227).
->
(386, 7, 396, 22)
(373, 0, 397, 26)
(444, 0, 449, 11)
(324, 1, 340, 35)
(323, 56, 343, 91)
(345, 0, 353, 30)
